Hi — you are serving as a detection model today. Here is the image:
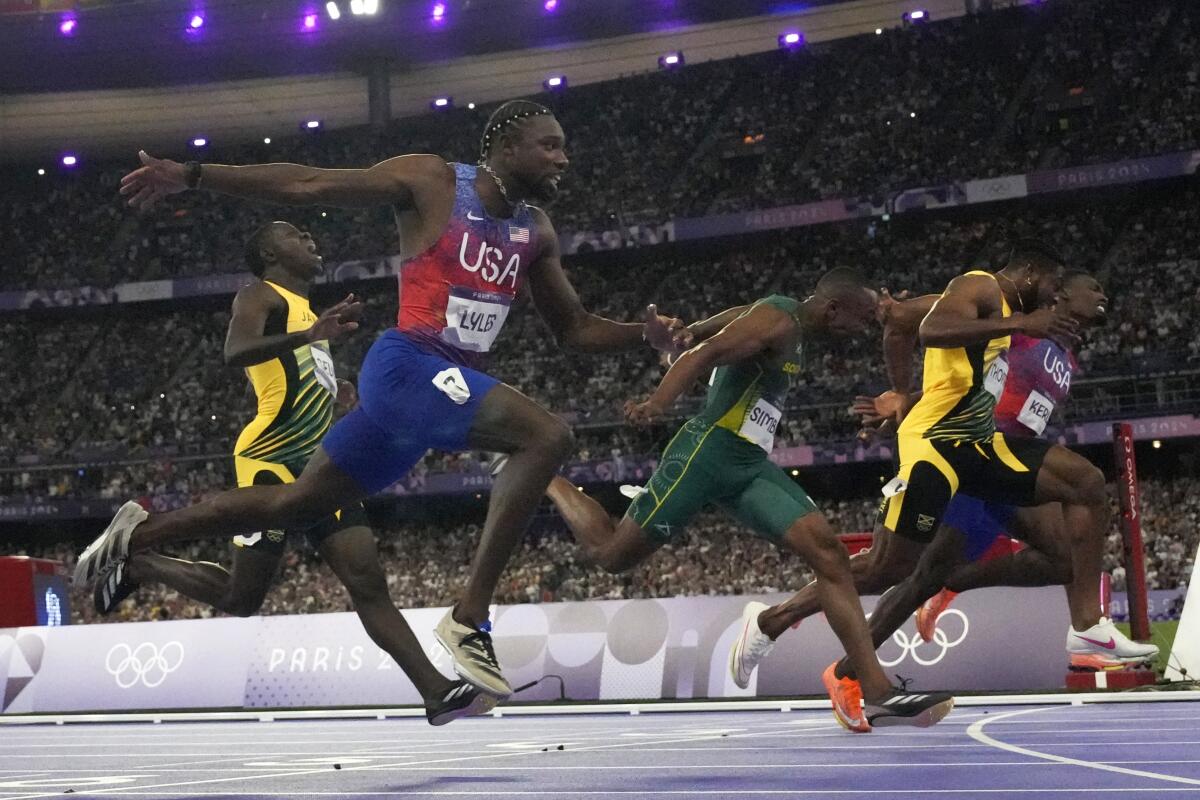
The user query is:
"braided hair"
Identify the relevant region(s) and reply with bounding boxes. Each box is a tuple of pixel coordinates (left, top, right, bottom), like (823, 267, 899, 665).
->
(479, 100, 554, 162)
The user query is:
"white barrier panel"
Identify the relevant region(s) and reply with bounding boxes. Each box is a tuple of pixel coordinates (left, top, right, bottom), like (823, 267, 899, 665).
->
(1, 588, 1069, 713)
(1166, 545, 1199, 682)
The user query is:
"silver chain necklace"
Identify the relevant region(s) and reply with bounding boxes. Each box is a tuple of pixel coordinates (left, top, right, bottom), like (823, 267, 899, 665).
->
(997, 272, 1026, 313)
(479, 162, 517, 209)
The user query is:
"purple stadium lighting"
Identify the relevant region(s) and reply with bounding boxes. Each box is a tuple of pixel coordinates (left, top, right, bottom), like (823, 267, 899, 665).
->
(903, 9, 929, 23)
(304, 119, 322, 130)
(431, 96, 452, 109)
(326, 1, 341, 19)
(61, 154, 78, 167)
(303, 12, 318, 29)
(544, 0, 558, 11)
(658, 51, 684, 69)
(778, 31, 803, 48)
(59, 17, 77, 36)
(192, 137, 208, 147)
(544, 75, 567, 90)
(187, 13, 205, 31)
(431, 1, 445, 22)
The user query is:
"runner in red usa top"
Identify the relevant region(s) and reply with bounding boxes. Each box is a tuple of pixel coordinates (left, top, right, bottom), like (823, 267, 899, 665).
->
(911, 271, 1156, 669)
(78, 100, 690, 703)
(731, 270, 1157, 696)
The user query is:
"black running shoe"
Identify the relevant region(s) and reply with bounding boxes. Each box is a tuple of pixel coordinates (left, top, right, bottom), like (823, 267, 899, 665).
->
(425, 680, 498, 726)
(94, 559, 140, 615)
(864, 687, 955, 728)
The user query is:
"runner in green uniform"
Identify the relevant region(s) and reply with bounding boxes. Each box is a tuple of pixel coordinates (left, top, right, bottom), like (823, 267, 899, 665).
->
(543, 268, 954, 731)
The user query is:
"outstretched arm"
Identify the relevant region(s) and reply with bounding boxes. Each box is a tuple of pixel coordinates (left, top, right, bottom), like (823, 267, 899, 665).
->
(224, 285, 362, 368)
(881, 293, 939, 394)
(527, 209, 684, 353)
(685, 305, 752, 344)
(120, 150, 448, 210)
(920, 273, 1079, 349)
(626, 303, 794, 425)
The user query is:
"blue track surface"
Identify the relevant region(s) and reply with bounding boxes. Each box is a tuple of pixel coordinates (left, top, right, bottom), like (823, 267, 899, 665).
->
(2, 701, 1199, 798)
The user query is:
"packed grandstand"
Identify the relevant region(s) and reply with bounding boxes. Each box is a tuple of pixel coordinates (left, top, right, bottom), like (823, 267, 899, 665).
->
(2, 0, 1198, 625)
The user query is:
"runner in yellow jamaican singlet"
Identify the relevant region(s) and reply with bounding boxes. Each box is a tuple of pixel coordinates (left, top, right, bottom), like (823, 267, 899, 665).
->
(93, 221, 495, 725)
(727, 240, 1114, 732)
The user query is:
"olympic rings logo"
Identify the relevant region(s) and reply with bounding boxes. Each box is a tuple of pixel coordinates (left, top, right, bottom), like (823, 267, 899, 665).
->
(104, 641, 185, 689)
(878, 609, 969, 667)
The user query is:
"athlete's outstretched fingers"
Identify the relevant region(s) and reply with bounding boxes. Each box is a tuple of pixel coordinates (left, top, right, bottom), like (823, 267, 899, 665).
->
(1033, 445, 1106, 507)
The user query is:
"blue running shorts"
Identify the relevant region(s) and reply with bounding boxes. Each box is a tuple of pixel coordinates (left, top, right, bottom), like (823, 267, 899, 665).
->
(322, 330, 500, 494)
(941, 493, 1016, 562)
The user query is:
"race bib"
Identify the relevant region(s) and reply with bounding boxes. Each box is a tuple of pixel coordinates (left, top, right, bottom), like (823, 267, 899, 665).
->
(739, 398, 782, 453)
(442, 287, 512, 353)
(983, 355, 1009, 401)
(309, 343, 338, 397)
(1017, 389, 1054, 435)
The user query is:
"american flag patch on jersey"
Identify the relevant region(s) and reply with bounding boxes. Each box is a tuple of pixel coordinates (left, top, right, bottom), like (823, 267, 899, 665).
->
(508, 226, 530, 243)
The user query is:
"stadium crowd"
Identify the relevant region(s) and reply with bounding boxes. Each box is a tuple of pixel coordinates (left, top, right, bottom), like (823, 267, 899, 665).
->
(2, 0, 1199, 623)
(2, 188, 1198, 474)
(15, 474, 1190, 625)
(3, 0, 1200, 292)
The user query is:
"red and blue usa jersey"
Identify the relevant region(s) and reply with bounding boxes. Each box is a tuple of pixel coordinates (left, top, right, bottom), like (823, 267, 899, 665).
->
(396, 163, 541, 368)
(994, 333, 1077, 438)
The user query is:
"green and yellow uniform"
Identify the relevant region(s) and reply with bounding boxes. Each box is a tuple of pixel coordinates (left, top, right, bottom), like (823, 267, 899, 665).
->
(883, 271, 1051, 543)
(231, 280, 366, 552)
(627, 295, 818, 544)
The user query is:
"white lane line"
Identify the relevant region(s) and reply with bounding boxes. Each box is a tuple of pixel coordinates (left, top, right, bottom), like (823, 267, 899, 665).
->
(0, 725, 785, 800)
(12, 789, 1200, 796)
(967, 707, 1200, 787)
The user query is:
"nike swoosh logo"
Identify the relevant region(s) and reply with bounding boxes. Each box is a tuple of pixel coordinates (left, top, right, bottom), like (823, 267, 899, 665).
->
(467, 212, 484, 221)
(1076, 635, 1117, 650)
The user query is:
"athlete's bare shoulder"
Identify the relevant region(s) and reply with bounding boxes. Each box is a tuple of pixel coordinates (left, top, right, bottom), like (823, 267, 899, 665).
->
(231, 279, 286, 314)
(373, 154, 454, 194)
(941, 272, 1004, 317)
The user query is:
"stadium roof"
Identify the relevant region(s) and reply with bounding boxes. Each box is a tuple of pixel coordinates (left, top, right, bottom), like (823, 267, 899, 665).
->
(1, 0, 851, 93)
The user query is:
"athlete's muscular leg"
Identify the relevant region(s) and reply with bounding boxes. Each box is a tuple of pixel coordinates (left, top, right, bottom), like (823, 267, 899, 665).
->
(942, 504, 1072, 593)
(456, 384, 575, 627)
(1032, 446, 1109, 630)
(127, 546, 278, 617)
(833, 525, 969, 681)
(757, 525, 926, 641)
(127, 448, 366, 554)
(545, 476, 661, 572)
(1062, 502, 1105, 630)
(782, 513, 893, 701)
(319, 527, 455, 703)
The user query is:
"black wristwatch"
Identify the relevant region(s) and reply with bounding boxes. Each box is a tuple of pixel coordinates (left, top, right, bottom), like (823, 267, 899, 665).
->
(184, 160, 203, 189)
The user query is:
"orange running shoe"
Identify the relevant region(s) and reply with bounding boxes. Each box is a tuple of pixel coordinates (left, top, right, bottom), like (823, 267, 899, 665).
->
(822, 662, 869, 733)
(916, 589, 959, 643)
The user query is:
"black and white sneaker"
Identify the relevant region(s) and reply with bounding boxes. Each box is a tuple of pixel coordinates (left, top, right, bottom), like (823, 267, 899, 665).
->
(94, 559, 140, 615)
(426, 680, 498, 726)
(74, 500, 147, 586)
(864, 685, 955, 729)
(434, 609, 512, 698)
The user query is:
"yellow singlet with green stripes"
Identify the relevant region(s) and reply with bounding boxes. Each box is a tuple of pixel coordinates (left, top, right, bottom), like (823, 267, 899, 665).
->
(233, 281, 337, 470)
(898, 270, 1012, 443)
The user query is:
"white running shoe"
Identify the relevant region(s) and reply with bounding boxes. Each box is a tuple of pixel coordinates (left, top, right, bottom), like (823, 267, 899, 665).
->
(73, 501, 147, 587)
(1067, 616, 1159, 670)
(729, 601, 775, 689)
(434, 609, 513, 699)
(485, 453, 509, 477)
